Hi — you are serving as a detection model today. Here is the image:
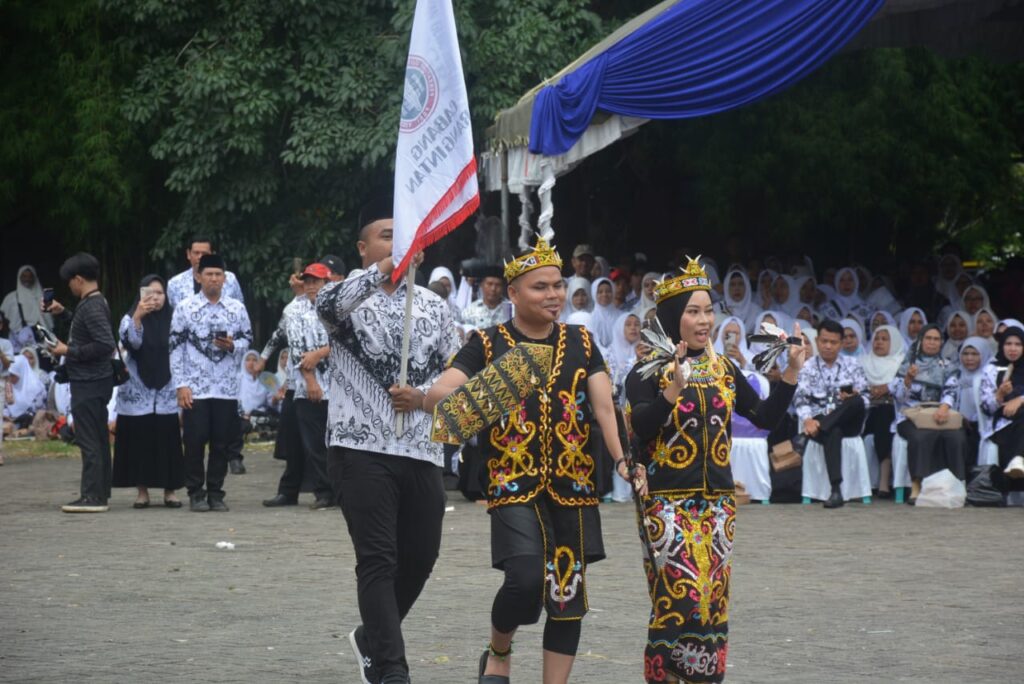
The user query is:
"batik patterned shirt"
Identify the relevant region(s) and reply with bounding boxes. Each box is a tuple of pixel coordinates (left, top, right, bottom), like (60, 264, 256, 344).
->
(793, 354, 869, 423)
(316, 264, 460, 466)
(167, 268, 244, 308)
(169, 292, 252, 400)
(260, 295, 305, 366)
(285, 297, 330, 400)
(115, 314, 178, 416)
(459, 299, 510, 330)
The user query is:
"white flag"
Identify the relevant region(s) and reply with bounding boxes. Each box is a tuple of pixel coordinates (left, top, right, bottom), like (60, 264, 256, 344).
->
(391, 0, 479, 282)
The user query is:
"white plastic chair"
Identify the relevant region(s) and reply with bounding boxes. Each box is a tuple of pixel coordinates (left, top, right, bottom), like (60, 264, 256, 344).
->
(802, 436, 872, 503)
(730, 437, 772, 503)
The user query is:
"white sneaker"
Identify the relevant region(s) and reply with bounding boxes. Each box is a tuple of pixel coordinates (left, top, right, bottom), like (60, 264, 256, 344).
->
(1004, 455, 1024, 479)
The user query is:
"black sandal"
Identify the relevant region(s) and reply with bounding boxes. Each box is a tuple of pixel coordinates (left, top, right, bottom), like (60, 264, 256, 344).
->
(164, 498, 183, 508)
(478, 644, 511, 684)
(133, 499, 150, 509)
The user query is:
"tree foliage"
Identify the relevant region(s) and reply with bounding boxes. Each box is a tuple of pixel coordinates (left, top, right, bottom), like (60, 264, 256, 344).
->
(105, 0, 606, 302)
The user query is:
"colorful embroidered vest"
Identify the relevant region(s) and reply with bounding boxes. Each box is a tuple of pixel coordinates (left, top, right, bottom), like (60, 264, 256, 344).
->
(631, 353, 740, 496)
(476, 323, 599, 510)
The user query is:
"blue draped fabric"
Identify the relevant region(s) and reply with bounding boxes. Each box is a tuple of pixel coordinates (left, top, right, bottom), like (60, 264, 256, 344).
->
(529, 0, 885, 155)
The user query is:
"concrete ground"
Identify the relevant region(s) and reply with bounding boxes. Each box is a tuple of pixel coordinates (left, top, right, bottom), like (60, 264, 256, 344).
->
(1, 448, 1021, 683)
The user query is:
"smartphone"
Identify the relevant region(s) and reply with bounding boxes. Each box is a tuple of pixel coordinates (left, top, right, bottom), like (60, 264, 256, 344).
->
(292, 257, 304, 274)
(42, 287, 55, 311)
(840, 384, 854, 394)
(725, 331, 737, 347)
(214, 330, 228, 340)
(139, 287, 152, 301)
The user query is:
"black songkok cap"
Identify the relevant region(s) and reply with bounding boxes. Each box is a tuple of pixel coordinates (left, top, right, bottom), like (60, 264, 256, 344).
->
(198, 254, 226, 272)
(59, 252, 101, 281)
(479, 265, 505, 280)
(358, 196, 393, 230)
(319, 254, 346, 276)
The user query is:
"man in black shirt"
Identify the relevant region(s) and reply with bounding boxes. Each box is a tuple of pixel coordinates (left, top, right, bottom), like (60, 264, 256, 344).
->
(48, 253, 116, 513)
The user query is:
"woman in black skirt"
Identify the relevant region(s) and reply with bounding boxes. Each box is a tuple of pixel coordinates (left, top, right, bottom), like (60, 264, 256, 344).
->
(112, 275, 184, 507)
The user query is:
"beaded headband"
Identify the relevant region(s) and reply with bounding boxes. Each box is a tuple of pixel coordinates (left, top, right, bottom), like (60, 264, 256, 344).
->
(503, 236, 563, 282)
(654, 256, 712, 305)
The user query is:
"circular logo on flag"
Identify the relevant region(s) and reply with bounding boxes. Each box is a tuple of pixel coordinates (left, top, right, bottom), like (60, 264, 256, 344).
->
(401, 55, 439, 133)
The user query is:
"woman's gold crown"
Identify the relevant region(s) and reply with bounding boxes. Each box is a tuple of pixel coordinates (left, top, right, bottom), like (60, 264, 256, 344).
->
(503, 237, 563, 281)
(654, 256, 711, 305)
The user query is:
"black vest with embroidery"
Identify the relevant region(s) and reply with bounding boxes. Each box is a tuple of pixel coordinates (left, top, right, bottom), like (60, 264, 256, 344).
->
(476, 322, 599, 510)
(629, 353, 740, 496)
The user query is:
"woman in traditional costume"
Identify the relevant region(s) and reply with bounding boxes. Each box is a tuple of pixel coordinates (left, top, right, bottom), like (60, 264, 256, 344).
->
(625, 258, 805, 684)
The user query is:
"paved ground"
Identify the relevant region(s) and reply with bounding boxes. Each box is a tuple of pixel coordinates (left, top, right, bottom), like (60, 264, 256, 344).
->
(1, 448, 1022, 683)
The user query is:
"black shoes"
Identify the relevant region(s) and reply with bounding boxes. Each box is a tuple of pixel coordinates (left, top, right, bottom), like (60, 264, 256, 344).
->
(309, 497, 334, 510)
(228, 459, 246, 475)
(349, 626, 378, 684)
(263, 494, 298, 507)
(208, 495, 229, 512)
(61, 497, 109, 513)
(823, 486, 845, 509)
(478, 650, 511, 684)
(189, 491, 211, 512)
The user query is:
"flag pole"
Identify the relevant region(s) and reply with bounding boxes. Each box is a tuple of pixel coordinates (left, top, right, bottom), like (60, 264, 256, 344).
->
(395, 262, 417, 433)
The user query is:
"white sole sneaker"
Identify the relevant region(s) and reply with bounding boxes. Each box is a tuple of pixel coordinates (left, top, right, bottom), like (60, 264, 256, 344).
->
(61, 503, 109, 513)
(348, 628, 374, 684)
(1004, 455, 1024, 479)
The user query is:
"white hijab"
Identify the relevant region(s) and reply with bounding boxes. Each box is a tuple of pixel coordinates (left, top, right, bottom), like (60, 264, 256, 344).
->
(274, 349, 290, 387)
(833, 267, 865, 317)
(635, 271, 660, 313)
(609, 312, 641, 377)
(955, 336, 994, 420)
(454, 276, 474, 310)
(897, 307, 928, 345)
(941, 310, 972, 362)
(239, 351, 270, 414)
(723, 268, 761, 328)
(960, 284, 991, 313)
(20, 347, 50, 389)
(5, 354, 45, 418)
(588, 277, 618, 348)
(427, 266, 459, 310)
(712, 316, 751, 369)
(755, 269, 778, 309)
(802, 328, 819, 357)
(1, 265, 53, 332)
(840, 317, 868, 358)
(934, 254, 964, 303)
(861, 324, 906, 385)
(565, 276, 593, 314)
(868, 310, 898, 337)
(749, 310, 792, 368)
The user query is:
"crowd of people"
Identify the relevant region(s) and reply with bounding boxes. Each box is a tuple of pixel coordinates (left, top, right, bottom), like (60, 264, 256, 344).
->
(2, 219, 1023, 684)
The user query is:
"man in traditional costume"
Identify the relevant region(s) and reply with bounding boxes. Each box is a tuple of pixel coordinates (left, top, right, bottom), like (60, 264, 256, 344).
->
(426, 236, 640, 684)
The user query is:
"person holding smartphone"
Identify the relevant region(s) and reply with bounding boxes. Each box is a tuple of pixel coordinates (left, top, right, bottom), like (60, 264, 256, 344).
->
(169, 254, 252, 512)
(1, 265, 54, 351)
(792, 319, 870, 508)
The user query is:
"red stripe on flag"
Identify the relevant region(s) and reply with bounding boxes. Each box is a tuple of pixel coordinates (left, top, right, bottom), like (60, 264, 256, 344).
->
(392, 158, 480, 282)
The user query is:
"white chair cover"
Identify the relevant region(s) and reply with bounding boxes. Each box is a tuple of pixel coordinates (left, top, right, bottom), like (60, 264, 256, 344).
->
(864, 434, 880, 489)
(730, 438, 772, 501)
(890, 434, 913, 488)
(802, 436, 872, 501)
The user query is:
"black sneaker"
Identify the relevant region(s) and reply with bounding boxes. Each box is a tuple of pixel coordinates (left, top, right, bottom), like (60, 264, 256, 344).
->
(263, 494, 298, 507)
(309, 497, 334, 510)
(190, 491, 210, 512)
(228, 459, 246, 475)
(208, 495, 229, 512)
(62, 497, 109, 513)
(349, 625, 378, 684)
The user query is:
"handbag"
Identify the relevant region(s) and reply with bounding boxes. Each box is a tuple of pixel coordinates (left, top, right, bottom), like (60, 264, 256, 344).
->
(770, 440, 802, 472)
(901, 402, 962, 430)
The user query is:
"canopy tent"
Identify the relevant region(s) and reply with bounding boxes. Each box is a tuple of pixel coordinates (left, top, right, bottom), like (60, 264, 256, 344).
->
(481, 0, 1024, 247)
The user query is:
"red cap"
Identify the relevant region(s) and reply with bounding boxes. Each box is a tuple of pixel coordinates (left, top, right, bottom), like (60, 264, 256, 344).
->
(301, 263, 330, 279)
(610, 268, 628, 281)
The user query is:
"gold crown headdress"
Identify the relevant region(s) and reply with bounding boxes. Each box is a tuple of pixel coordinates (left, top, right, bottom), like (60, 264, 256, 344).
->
(504, 236, 563, 281)
(653, 255, 712, 305)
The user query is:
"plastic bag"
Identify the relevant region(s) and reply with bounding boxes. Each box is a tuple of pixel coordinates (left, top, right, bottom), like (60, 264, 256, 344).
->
(915, 469, 966, 508)
(966, 467, 1006, 507)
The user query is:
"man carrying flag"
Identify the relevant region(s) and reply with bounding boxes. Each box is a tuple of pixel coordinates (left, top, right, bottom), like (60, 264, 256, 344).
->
(317, 0, 476, 681)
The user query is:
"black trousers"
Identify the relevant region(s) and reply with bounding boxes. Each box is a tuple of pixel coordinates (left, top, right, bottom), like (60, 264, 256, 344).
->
(863, 403, 895, 463)
(328, 448, 445, 680)
(225, 414, 245, 464)
(70, 378, 114, 501)
(897, 420, 968, 481)
(182, 398, 237, 497)
(273, 390, 299, 462)
(991, 418, 1024, 492)
(811, 397, 866, 486)
(278, 399, 331, 500)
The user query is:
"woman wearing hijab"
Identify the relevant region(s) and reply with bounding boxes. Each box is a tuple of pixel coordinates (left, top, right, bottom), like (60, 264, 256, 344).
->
(944, 337, 993, 467)
(750, 310, 793, 378)
(801, 328, 819, 358)
(713, 315, 751, 371)
(971, 308, 998, 355)
(3, 354, 46, 428)
(721, 268, 761, 330)
(997, 319, 1024, 336)
(755, 269, 778, 310)
(868, 311, 898, 338)
(607, 312, 642, 504)
(428, 266, 461, 319)
(898, 308, 927, 346)
(625, 258, 804, 684)
(861, 325, 905, 497)
(833, 267, 867, 318)
(240, 350, 273, 416)
(840, 318, 868, 359)
(771, 274, 798, 312)
(960, 284, 990, 316)
(589, 277, 618, 348)
(635, 272, 661, 314)
(1, 265, 55, 350)
(562, 276, 594, 321)
(20, 347, 52, 393)
(941, 311, 972, 363)
(933, 254, 964, 304)
(979, 326, 1024, 490)
(890, 324, 968, 504)
(111, 275, 184, 508)
(591, 256, 611, 280)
